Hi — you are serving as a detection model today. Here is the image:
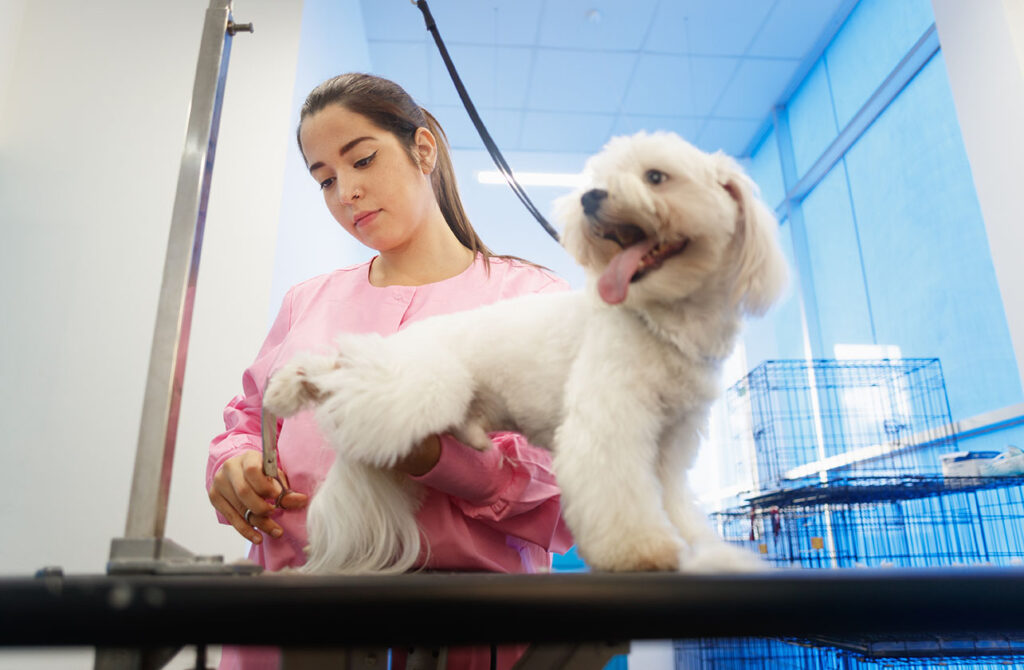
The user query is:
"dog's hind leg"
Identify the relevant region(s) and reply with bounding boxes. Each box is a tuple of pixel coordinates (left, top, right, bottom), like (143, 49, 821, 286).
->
(313, 332, 479, 467)
(658, 420, 763, 572)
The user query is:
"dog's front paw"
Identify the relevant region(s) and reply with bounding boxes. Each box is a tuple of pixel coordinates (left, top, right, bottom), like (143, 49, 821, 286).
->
(683, 541, 766, 574)
(581, 529, 684, 572)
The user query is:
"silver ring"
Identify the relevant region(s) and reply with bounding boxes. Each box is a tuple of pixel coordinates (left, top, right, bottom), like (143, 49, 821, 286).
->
(244, 509, 254, 525)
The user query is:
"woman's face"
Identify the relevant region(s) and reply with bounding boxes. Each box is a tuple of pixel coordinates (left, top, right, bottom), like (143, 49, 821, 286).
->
(299, 105, 438, 251)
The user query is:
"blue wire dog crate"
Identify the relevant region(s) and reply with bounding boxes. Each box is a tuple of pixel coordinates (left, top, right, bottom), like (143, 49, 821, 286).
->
(711, 480, 1024, 569)
(714, 357, 1024, 569)
(726, 359, 958, 494)
(685, 359, 1024, 669)
(674, 637, 1024, 669)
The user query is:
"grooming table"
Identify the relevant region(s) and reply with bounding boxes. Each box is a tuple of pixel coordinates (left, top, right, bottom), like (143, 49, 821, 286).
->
(4, 568, 1024, 666)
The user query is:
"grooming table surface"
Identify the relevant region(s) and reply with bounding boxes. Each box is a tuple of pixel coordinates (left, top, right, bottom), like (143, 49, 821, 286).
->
(3, 568, 1024, 648)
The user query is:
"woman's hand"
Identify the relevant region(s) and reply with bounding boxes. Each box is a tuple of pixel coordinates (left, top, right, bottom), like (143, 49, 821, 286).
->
(393, 434, 442, 476)
(208, 451, 308, 543)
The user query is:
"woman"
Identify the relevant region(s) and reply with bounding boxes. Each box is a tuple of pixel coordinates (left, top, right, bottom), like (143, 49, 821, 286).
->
(206, 73, 573, 669)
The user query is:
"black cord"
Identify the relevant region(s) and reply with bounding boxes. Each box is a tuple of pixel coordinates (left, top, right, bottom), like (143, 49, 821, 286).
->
(414, 0, 561, 243)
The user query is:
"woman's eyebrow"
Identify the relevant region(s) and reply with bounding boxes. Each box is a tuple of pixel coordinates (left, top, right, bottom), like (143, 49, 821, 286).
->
(307, 136, 374, 173)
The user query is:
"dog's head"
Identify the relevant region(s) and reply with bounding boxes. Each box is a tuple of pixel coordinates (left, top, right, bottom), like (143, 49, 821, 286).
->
(556, 132, 787, 315)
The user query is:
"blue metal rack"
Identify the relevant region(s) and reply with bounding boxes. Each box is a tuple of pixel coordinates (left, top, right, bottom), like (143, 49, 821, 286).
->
(689, 359, 1024, 669)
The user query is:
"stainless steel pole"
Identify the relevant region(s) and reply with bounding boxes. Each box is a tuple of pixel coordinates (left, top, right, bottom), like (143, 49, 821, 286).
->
(107, 0, 254, 574)
(127, 0, 235, 541)
(97, 2, 252, 668)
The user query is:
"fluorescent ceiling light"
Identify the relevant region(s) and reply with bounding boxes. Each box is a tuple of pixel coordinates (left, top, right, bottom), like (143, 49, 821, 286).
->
(476, 170, 586, 188)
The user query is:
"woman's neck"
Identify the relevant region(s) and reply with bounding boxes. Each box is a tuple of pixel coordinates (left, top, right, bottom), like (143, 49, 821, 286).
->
(368, 209, 476, 287)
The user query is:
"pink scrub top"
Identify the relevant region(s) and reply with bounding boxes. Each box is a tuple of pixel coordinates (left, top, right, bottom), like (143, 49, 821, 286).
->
(208, 255, 575, 669)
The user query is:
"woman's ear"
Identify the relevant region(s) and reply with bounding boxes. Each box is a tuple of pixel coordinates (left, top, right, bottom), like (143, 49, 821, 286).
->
(413, 127, 438, 174)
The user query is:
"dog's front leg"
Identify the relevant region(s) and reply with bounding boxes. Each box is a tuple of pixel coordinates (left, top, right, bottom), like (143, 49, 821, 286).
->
(553, 338, 684, 572)
(658, 419, 764, 572)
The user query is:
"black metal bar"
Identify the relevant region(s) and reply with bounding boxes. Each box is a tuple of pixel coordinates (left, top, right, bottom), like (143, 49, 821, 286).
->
(414, 0, 561, 243)
(4, 569, 1024, 648)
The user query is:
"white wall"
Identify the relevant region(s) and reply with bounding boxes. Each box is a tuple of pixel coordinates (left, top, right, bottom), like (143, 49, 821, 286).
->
(0, 0, 302, 666)
(931, 0, 1024, 386)
(0, 0, 26, 119)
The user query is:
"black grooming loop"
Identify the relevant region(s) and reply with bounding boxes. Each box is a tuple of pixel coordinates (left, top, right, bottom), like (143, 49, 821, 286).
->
(413, 0, 562, 243)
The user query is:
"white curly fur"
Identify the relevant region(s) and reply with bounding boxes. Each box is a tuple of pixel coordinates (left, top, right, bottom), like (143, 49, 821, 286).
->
(265, 132, 788, 574)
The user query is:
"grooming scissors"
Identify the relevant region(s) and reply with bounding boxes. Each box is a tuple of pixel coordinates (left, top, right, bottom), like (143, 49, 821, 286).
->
(261, 377, 292, 507)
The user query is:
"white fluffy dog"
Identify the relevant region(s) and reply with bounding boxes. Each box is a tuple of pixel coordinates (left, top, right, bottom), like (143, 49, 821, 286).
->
(265, 131, 787, 574)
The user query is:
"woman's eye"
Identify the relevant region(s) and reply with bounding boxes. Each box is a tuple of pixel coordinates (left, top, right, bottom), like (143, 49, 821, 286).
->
(645, 169, 667, 185)
(318, 177, 335, 191)
(354, 151, 377, 169)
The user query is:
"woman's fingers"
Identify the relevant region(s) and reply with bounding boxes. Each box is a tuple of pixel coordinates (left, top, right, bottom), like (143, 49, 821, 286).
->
(275, 469, 309, 510)
(209, 451, 300, 542)
(235, 454, 281, 515)
(278, 489, 309, 510)
(208, 487, 264, 544)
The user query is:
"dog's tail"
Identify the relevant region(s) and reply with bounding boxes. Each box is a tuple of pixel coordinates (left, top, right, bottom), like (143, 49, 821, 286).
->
(301, 458, 425, 575)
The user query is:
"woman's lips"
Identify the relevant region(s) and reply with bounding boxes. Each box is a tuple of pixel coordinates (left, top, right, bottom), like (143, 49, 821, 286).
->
(354, 209, 380, 227)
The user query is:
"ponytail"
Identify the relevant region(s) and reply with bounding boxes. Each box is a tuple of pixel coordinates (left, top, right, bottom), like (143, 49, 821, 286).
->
(420, 109, 493, 260)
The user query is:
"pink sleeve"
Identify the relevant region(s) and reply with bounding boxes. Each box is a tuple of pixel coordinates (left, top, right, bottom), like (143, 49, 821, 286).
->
(410, 265, 574, 552)
(412, 432, 574, 553)
(205, 290, 294, 498)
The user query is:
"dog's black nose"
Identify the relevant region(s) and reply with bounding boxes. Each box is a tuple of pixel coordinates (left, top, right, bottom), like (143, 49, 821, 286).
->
(581, 189, 608, 216)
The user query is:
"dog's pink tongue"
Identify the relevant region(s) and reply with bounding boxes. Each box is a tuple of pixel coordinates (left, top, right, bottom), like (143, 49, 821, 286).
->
(597, 237, 658, 305)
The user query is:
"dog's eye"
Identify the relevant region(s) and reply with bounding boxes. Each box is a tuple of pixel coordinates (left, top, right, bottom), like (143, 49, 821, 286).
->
(645, 169, 667, 185)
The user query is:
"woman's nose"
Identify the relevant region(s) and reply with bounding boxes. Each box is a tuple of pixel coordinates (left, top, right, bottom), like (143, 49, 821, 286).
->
(339, 183, 362, 205)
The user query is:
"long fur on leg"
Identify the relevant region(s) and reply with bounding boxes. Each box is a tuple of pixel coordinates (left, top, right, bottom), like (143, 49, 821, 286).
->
(302, 458, 424, 574)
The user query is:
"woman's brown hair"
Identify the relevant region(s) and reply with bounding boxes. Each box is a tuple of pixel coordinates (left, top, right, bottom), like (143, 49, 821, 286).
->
(297, 73, 497, 264)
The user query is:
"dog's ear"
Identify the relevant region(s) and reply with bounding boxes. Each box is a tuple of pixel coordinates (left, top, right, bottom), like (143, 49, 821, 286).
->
(717, 156, 788, 316)
(263, 354, 337, 417)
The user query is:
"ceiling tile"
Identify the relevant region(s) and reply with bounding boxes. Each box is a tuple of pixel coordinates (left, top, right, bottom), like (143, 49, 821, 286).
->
(430, 105, 523, 151)
(610, 115, 703, 143)
(351, 0, 858, 160)
(527, 50, 636, 114)
(537, 0, 659, 51)
(419, 0, 545, 46)
(695, 117, 765, 156)
(645, 0, 775, 56)
(427, 45, 532, 109)
(360, 0, 429, 42)
(360, 0, 545, 45)
(748, 0, 847, 58)
(621, 53, 738, 117)
(367, 41, 433, 105)
(519, 111, 615, 153)
(713, 57, 801, 118)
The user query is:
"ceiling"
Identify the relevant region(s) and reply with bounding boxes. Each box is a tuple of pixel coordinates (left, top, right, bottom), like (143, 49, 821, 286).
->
(359, 0, 858, 159)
